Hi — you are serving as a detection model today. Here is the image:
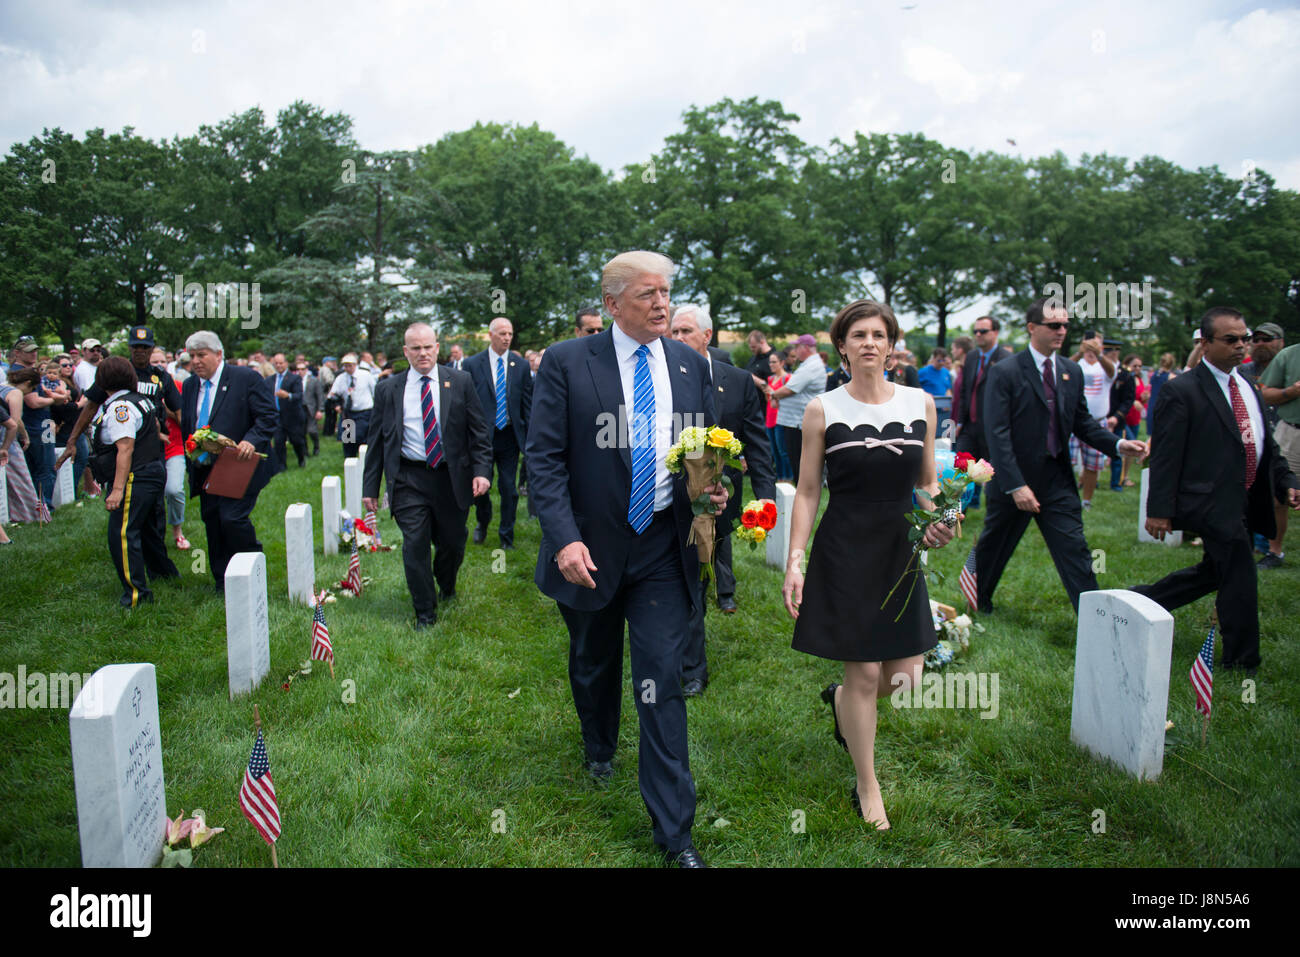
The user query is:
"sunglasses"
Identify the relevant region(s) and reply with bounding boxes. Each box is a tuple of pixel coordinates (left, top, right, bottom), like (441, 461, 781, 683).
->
(974, 328, 994, 334)
(1036, 321, 1070, 331)
(1210, 334, 1251, 346)
(1251, 333, 1278, 343)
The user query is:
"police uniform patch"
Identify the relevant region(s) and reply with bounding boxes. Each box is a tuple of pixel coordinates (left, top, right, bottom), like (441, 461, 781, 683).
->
(114, 405, 130, 422)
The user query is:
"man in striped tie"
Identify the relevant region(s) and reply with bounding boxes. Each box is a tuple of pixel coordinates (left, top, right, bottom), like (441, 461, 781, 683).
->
(362, 323, 492, 629)
(525, 251, 727, 868)
(465, 317, 532, 549)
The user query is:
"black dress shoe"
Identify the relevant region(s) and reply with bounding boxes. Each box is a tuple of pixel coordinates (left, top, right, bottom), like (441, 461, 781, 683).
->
(682, 678, 706, 697)
(414, 614, 437, 630)
(663, 845, 707, 868)
(976, 602, 994, 615)
(499, 541, 515, 550)
(438, 589, 456, 602)
(585, 759, 613, 782)
(473, 526, 487, 544)
(717, 595, 738, 614)
(820, 683, 849, 752)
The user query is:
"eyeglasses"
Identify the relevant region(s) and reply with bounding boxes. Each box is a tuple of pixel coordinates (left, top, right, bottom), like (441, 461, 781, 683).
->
(1210, 334, 1251, 345)
(1251, 333, 1278, 343)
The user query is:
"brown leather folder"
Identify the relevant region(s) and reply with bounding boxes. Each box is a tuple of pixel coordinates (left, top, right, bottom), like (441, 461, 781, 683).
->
(202, 446, 258, 498)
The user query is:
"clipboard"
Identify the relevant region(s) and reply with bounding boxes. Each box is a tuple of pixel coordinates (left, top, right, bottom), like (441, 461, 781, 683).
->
(202, 446, 259, 499)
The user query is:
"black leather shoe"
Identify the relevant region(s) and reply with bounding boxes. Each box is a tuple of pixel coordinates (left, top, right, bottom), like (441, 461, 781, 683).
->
(473, 526, 486, 544)
(438, 589, 456, 602)
(585, 759, 613, 782)
(682, 678, 706, 697)
(414, 614, 437, 630)
(977, 602, 994, 615)
(821, 683, 849, 752)
(664, 844, 707, 868)
(717, 595, 738, 614)
(499, 540, 515, 550)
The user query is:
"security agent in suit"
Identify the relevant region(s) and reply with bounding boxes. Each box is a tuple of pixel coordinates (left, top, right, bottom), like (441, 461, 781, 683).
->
(525, 251, 726, 868)
(977, 298, 1147, 613)
(955, 316, 1011, 506)
(465, 318, 532, 549)
(180, 330, 279, 592)
(299, 360, 323, 455)
(362, 323, 493, 628)
(671, 305, 776, 694)
(1135, 307, 1300, 671)
(267, 353, 306, 469)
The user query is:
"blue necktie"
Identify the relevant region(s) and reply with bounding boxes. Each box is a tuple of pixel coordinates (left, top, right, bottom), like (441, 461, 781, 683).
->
(275, 373, 282, 409)
(628, 345, 655, 534)
(198, 379, 212, 428)
(421, 375, 444, 468)
(494, 355, 508, 430)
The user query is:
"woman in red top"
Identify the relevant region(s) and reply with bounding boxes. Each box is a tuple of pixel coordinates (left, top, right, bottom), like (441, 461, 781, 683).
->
(1120, 354, 1147, 487)
(767, 351, 793, 482)
(153, 347, 190, 549)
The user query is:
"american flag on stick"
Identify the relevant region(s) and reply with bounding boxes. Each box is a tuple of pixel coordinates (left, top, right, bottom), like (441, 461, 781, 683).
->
(239, 725, 282, 857)
(363, 508, 381, 546)
(310, 590, 335, 677)
(958, 545, 978, 610)
(35, 493, 51, 525)
(1190, 624, 1215, 719)
(340, 538, 363, 595)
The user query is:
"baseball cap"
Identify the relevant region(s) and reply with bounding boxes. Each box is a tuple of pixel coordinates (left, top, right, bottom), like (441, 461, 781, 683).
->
(1254, 322, 1285, 339)
(81, 338, 102, 351)
(340, 353, 358, 365)
(129, 326, 156, 347)
(13, 336, 38, 353)
(793, 334, 817, 348)
(178, 351, 191, 363)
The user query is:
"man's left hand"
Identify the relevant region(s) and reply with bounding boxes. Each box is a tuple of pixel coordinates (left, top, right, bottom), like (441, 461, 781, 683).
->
(1117, 439, 1147, 458)
(235, 440, 257, 460)
(705, 482, 728, 509)
(472, 476, 490, 497)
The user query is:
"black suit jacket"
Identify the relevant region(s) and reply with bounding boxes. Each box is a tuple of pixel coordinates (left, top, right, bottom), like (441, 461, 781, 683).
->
(362, 367, 493, 512)
(265, 370, 304, 432)
(1108, 368, 1136, 421)
(983, 349, 1120, 494)
(525, 329, 719, 612)
(464, 348, 532, 442)
(708, 345, 733, 366)
(957, 345, 1011, 430)
(710, 359, 776, 531)
(181, 364, 279, 499)
(1147, 362, 1297, 541)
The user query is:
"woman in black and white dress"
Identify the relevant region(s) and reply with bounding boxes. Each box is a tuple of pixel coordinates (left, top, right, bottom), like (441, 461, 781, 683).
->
(783, 300, 954, 829)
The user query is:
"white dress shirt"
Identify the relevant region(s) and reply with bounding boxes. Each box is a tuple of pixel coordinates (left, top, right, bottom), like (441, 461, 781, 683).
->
(402, 368, 444, 461)
(612, 323, 673, 512)
(1027, 343, 1058, 388)
(329, 368, 376, 410)
(1204, 361, 1264, 468)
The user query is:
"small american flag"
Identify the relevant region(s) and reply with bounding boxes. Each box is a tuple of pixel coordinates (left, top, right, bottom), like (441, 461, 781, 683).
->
(310, 592, 333, 663)
(35, 494, 51, 525)
(959, 545, 978, 610)
(1190, 625, 1215, 717)
(239, 729, 281, 845)
(343, 539, 362, 595)
(364, 508, 381, 546)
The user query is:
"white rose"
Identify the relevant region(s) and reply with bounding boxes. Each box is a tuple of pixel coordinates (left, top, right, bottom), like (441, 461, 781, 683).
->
(967, 459, 995, 484)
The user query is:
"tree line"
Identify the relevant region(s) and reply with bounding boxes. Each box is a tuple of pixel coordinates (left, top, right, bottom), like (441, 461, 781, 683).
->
(3, 96, 1296, 358)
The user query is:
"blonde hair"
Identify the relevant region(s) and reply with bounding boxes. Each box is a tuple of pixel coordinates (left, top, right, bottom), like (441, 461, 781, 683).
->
(601, 251, 675, 300)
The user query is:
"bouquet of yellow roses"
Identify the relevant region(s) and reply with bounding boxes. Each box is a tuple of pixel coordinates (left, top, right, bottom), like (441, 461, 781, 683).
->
(665, 425, 743, 579)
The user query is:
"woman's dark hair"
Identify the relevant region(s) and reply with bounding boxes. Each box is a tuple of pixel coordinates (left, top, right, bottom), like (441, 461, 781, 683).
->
(95, 355, 138, 393)
(5, 366, 40, 388)
(830, 300, 900, 365)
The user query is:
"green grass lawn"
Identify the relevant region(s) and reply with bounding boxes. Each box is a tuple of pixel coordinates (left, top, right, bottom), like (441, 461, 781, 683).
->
(2, 438, 1297, 867)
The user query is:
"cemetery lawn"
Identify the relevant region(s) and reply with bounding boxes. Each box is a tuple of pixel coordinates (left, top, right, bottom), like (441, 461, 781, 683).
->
(2, 439, 1297, 867)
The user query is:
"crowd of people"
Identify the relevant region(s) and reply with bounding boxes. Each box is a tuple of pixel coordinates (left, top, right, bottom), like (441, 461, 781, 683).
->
(3, 253, 1298, 865)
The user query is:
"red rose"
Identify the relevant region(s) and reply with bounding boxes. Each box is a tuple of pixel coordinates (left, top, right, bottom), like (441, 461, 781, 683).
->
(185, 437, 197, 453)
(761, 501, 778, 523)
(758, 512, 777, 531)
(741, 510, 759, 529)
(282, 682, 291, 691)
(954, 452, 974, 473)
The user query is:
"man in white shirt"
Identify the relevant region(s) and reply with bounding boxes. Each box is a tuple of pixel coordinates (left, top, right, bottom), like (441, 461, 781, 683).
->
(73, 339, 102, 392)
(329, 353, 376, 457)
(770, 334, 825, 484)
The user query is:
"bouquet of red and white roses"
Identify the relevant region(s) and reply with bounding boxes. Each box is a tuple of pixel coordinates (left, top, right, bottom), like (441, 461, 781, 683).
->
(735, 499, 778, 549)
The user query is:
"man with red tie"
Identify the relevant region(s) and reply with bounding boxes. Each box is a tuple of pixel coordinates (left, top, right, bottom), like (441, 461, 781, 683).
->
(1135, 307, 1300, 673)
(955, 316, 1011, 508)
(362, 323, 493, 629)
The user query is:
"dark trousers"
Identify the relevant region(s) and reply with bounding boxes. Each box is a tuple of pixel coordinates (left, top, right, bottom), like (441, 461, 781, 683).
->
(557, 508, 696, 852)
(149, 493, 179, 579)
(25, 437, 55, 504)
(198, 488, 263, 587)
(339, 409, 371, 459)
(391, 460, 468, 621)
(274, 423, 307, 467)
(306, 415, 320, 454)
(783, 426, 803, 486)
(1132, 522, 1260, 668)
(324, 397, 340, 437)
(713, 530, 735, 599)
(681, 576, 710, 685)
(106, 462, 167, 608)
(975, 458, 1098, 612)
(474, 426, 520, 545)
(956, 426, 990, 508)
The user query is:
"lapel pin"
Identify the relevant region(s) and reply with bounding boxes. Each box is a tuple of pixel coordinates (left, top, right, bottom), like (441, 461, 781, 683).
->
(718, 385, 725, 392)
(679, 365, 687, 374)
(903, 424, 913, 433)
(1061, 373, 1070, 381)
(443, 381, 450, 388)
(509, 361, 515, 367)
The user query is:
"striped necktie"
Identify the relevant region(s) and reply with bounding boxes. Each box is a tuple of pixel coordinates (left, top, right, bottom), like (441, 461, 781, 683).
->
(1228, 376, 1257, 488)
(628, 344, 655, 533)
(420, 375, 444, 468)
(494, 354, 508, 430)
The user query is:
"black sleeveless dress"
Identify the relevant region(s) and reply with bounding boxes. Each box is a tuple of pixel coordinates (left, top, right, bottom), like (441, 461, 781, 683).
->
(791, 384, 937, 662)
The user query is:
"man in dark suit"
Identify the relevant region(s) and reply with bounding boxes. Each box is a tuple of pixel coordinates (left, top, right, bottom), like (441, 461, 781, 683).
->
(465, 317, 532, 549)
(362, 323, 492, 628)
(956, 316, 1012, 507)
(671, 304, 775, 693)
(267, 353, 306, 469)
(1134, 307, 1300, 672)
(977, 298, 1147, 613)
(180, 330, 279, 592)
(1105, 340, 1136, 491)
(526, 251, 726, 868)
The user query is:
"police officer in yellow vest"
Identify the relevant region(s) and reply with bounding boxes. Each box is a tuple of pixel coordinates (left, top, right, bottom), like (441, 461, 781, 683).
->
(90, 356, 169, 608)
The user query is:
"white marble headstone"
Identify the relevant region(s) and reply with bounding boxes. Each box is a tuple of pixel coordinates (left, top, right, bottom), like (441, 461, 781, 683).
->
(225, 552, 270, 699)
(52, 447, 76, 507)
(765, 482, 797, 569)
(69, 663, 167, 868)
(321, 476, 341, 556)
(1070, 589, 1175, 780)
(344, 457, 362, 519)
(357, 443, 367, 478)
(1138, 469, 1182, 546)
(0, 462, 9, 524)
(284, 503, 314, 605)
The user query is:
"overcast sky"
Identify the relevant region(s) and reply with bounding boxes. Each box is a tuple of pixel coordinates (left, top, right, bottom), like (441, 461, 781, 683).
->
(3, 0, 1297, 332)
